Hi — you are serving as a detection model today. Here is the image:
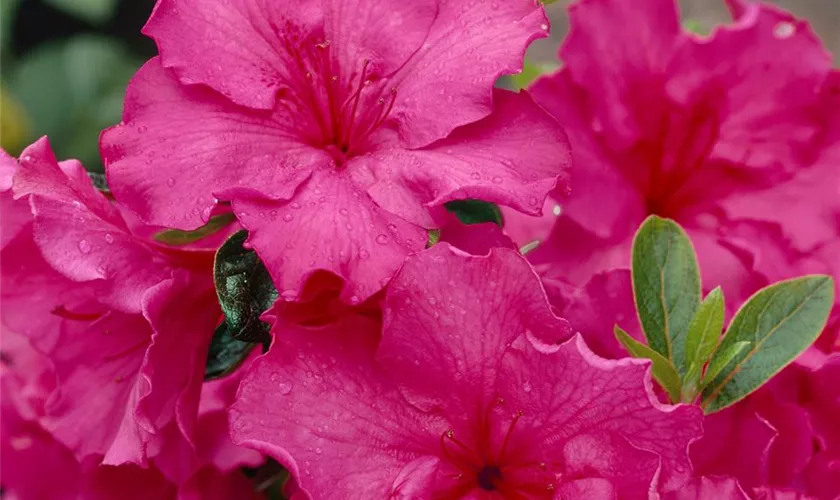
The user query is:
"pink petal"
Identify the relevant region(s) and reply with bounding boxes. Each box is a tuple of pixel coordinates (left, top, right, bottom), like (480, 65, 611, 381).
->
(666, 2, 832, 172)
(437, 213, 516, 256)
(530, 70, 646, 239)
(40, 309, 152, 464)
(368, 90, 570, 225)
(560, 0, 680, 148)
(13, 137, 172, 314)
(230, 320, 436, 498)
(662, 476, 750, 500)
(499, 336, 702, 491)
(101, 59, 321, 230)
(135, 273, 220, 482)
(389, 1, 550, 148)
(555, 269, 642, 360)
(233, 168, 426, 302)
(377, 245, 572, 411)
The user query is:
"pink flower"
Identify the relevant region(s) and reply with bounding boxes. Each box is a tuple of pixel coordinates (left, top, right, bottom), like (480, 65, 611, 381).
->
(4, 139, 222, 479)
(512, 0, 839, 309)
(101, 0, 571, 303)
(230, 245, 702, 497)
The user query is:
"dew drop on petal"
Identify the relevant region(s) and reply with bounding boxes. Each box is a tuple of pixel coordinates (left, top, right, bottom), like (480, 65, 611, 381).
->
(283, 213, 294, 222)
(375, 234, 389, 245)
(78, 240, 91, 254)
(166, 177, 176, 187)
(492, 176, 503, 184)
(104, 234, 114, 244)
(277, 383, 292, 395)
(773, 21, 795, 39)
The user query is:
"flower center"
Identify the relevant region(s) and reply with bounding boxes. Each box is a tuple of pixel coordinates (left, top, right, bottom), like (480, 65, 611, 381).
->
(280, 37, 398, 164)
(477, 465, 502, 491)
(438, 400, 556, 495)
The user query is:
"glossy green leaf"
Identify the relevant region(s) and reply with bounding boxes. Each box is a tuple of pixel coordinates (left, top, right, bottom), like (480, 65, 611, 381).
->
(445, 199, 504, 227)
(155, 213, 236, 246)
(205, 323, 258, 380)
(214, 230, 278, 345)
(615, 325, 681, 403)
(631, 215, 701, 373)
(684, 287, 725, 382)
(701, 276, 835, 413)
(503, 60, 560, 91)
(44, 0, 118, 24)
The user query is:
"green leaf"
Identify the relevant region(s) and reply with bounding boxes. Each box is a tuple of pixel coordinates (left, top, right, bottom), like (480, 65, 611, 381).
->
(205, 323, 258, 380)
(426, 229, 441, 248)
(44, 0, 118, 24)
(10, 36, 142, 169)
(155, 213, 236, 246)
(683, 20, 709, 35)
(631, 215, 701, 373)
(445, 199, 504, 227)
(701, 341, 750, 389)
(615, 325, 682, 403)
(214, 230, 278, 345)
(684, 287, 725, 383)
(503, 60, 560, 91)
(701, 275, 835, 413)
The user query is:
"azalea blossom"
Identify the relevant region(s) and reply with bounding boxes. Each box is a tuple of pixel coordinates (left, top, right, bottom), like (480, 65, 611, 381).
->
(231, 245, 702, 497)
(507, 0, 840, 309)
(101, 0, 571, 304)
(3, 139, 222, 480)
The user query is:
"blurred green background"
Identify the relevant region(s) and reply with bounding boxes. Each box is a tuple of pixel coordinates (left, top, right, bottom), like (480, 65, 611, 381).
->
(1, 0, 837, 171)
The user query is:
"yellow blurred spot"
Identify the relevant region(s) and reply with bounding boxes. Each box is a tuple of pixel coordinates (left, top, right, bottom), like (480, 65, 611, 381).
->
(0, 85, 31, 154)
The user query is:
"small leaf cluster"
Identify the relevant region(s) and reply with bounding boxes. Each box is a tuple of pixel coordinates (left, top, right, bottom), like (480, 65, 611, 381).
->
(616, 216, 834, 412)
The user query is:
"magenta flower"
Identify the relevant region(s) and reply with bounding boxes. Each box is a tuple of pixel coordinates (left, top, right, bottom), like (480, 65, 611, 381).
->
(101, 0, 571, 303)
(511, 0, 839, 307)
(3, 139, 222, 479)
(230, 245, 702, 497)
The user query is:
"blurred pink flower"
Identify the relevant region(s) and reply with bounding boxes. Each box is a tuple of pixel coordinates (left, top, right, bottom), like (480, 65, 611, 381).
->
(507, 0, 839, 310)
(230, 245, 701, 497)
(101, 0, 571, 304)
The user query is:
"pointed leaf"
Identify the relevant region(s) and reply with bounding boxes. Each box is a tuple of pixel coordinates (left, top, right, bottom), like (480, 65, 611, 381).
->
(155, 213, 236, 246)
(615, 325, 681, 403)
(214, 230, 278, 345)
(701, 276, 835, 413)
(684, 287, 725, 379)
(205, 323, 257, 380)
(426, 229, 441, 248)
(445, 199, 504, 227)
(631, 215, 701, 373)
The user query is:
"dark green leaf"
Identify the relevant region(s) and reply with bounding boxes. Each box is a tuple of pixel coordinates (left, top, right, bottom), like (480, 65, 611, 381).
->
(155, 213, 236, 246)
(501, 60, 560, 91)
(445, 199, 504, 227)
(701, 275, 835, 413)
(684, 287, 725, 383)
(205, 323, 258, 380)
(214, 230, 278, 345)
(631, 215, 701, 373)
(87, 171, 110, 193)
(615, 325, 681, 403)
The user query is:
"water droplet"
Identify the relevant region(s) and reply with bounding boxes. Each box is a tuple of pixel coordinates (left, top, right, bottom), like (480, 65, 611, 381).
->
(290, 202, 301, 210)
(137, 125, 148, 133)
(339, 208, 348, 216)
(773, 21, 795, 39)
(523, 381, 532, 393)
(552, 204, 563, 216)
(540, 23, 549, 31)
(470, 172, 481, 180)
(166, 178, 176, 187)
(375, 234, 389, 245)
(78, 240, 91, 254)
(104, 234, 114, 244)
(492, 176, 503, 184)
(283, 213, 294, 222)
(277, 383, 292, 395)
(359, 249, 370, 259)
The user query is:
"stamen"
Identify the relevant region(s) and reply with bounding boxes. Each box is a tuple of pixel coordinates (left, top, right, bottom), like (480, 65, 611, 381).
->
(440, 430, 482, 468)
(339, 60, 371, 149)
(497, 411, 524, 462)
